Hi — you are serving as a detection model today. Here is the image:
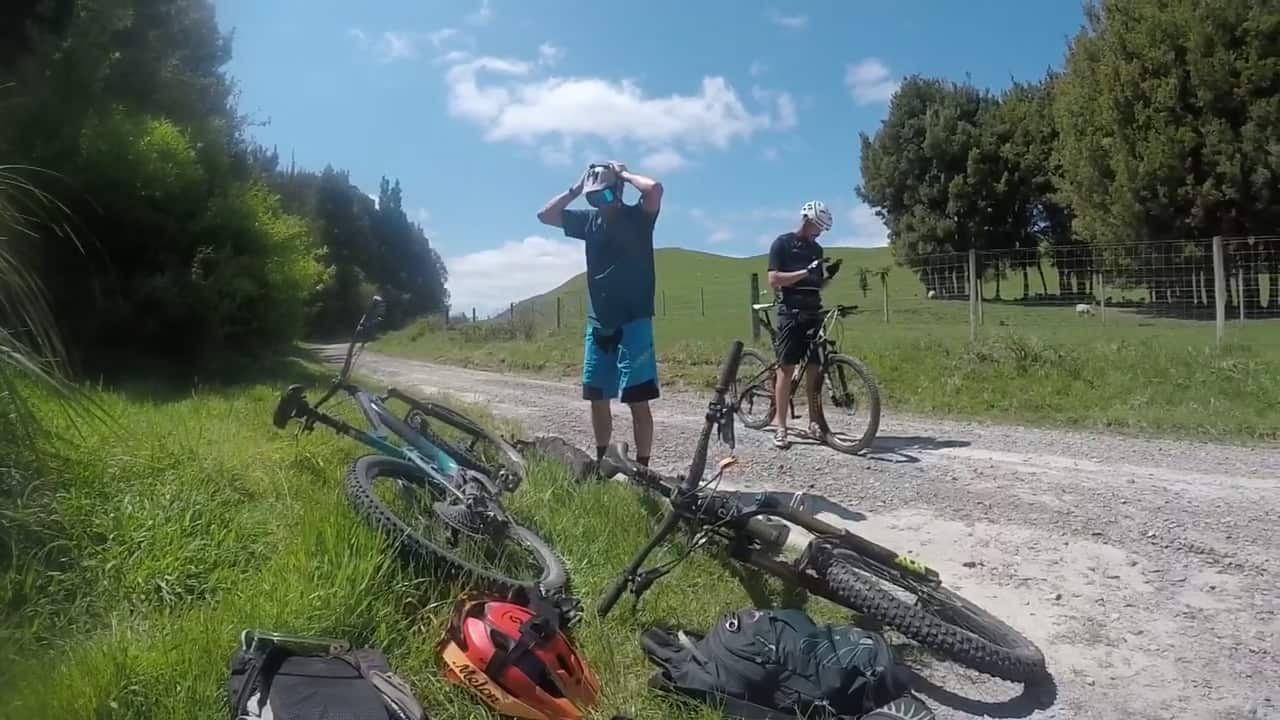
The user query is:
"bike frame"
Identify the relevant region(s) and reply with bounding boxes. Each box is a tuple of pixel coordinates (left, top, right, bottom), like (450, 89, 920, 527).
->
(744, 304, 857, 416)
(597, 340, 935, 617)
(278, 303, 462, 481)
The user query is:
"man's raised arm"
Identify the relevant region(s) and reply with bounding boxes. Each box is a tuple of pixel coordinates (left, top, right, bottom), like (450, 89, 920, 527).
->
(537, 171, 586, 228)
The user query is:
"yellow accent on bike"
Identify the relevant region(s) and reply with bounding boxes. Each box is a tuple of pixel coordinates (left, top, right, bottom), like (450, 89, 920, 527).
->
(894, 555, 930, 576)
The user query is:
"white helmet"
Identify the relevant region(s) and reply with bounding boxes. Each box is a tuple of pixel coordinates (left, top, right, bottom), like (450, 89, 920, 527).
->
(801, 200, 833, 232)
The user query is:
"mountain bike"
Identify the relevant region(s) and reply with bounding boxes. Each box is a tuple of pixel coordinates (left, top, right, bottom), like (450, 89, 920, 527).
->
(737, 300, 881, 454)
(596, 340, 1045, 684)
(271, 296, 567, 598)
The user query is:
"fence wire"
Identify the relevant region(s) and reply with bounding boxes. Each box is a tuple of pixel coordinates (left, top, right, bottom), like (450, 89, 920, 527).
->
(434, 236, 1278, 351)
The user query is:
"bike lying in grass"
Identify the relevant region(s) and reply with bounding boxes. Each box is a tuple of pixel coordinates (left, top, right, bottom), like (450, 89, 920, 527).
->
(271, 296, 567, 598)
(596, 340, 1045, 684)
(737, 299, 881, 454)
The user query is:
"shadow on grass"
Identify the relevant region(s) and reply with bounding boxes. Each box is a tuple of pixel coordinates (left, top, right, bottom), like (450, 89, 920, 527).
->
(85, 347, 329, 404)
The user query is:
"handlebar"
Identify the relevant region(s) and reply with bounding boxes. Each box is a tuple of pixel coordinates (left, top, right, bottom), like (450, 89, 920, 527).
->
(681, 340, 742, 490)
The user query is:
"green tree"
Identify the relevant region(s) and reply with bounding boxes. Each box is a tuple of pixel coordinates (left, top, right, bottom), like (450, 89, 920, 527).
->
(857, 76, 1012, 296)
(1055, 0, 1280, 310)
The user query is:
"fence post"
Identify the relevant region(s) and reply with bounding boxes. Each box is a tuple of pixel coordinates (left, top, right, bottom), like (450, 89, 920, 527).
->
(750, 273, 761, 340)
(1097, 272, 1106, 325)
(880, 272, 889, 323)
(509, 302, 515, 324)
(662, 289, 667, 317)
(1213, 235, 1223, 345)
(968, 249, 977, 343)
(472, 307, 477, 323)
(1238, 271, 1246, 323)
(555, 296, 562, 329)
(700, 287, 705, 317)
(977, 259, 984, 326)
(445, 304, 450, 326)
(1212, 236, 1225, 346)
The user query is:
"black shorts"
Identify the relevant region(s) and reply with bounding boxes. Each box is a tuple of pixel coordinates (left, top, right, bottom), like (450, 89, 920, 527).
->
(774, 309, 821, 367)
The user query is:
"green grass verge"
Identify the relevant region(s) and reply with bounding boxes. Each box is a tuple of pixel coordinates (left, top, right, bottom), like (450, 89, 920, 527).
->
(0, 356, 833, 720)
(375, 315, 1280, 443)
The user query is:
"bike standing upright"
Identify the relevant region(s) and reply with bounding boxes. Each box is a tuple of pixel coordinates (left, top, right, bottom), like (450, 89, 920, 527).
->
(766, 200, 842, 449)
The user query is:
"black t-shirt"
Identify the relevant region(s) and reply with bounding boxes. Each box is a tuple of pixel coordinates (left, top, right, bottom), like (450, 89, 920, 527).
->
(767, 232, 823, 310)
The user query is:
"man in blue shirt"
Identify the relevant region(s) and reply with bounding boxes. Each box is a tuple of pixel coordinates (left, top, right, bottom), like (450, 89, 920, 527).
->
(537, 161, 664, 467)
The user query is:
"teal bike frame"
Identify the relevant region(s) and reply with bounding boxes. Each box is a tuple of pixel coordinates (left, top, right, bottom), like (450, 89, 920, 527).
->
(273, 298, 462, 481)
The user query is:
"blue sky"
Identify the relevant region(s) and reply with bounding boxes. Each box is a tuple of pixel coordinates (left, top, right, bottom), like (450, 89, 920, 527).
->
(213, 0, 1085, 314)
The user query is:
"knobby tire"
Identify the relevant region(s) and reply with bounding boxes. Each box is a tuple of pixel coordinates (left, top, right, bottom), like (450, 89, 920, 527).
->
(344, 454, 567, 596)
(822, 353, 881, 455)
(812, 550, 1046, 683)
(735, 347, 777, 430)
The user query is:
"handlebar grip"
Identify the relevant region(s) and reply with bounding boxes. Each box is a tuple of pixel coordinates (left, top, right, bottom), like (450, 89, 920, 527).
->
(715, 340, 744, 393)
(596, 577, 629, 618)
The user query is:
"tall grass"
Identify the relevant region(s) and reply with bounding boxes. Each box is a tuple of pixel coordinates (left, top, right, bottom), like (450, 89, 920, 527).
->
(0, 164, 101, 450)
(0, 362, 814, 720)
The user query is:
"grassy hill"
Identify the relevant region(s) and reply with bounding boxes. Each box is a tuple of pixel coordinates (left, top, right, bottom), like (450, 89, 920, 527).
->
(377, 246, 1280, 441)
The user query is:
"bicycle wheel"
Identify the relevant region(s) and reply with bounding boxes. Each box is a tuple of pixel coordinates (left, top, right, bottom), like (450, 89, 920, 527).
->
(345, 454, 567, 596)
(809, 547, 1045, 683)
(864, 695, 935, 720)
(820, 353, 881, 455)
(733, 348, 776, 430)
(404, 400, 526, 491)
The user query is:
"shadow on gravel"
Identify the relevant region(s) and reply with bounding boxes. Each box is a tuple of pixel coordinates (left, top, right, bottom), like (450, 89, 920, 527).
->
(907, 668, 1059, 718)
(863, 435, 972, 465)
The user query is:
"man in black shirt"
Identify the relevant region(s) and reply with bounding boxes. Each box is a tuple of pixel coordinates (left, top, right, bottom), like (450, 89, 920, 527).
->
(766, 200, 839, 449)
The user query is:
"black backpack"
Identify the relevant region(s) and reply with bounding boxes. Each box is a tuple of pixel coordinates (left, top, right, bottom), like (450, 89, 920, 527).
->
(226, 630, 426, 720)
(640, 608, 914, 720)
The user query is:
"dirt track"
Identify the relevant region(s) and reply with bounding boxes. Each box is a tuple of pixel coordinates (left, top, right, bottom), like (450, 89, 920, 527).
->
(323, 346, 1279, 720)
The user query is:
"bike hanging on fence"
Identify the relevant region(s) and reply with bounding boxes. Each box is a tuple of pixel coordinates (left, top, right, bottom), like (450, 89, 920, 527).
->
(271, 296, 567, 598)
(596, 340, 1045, 684)
(737, 295, 882, 455)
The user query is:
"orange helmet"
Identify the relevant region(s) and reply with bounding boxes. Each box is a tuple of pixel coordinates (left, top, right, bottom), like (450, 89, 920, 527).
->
(438, 593, 601, 720)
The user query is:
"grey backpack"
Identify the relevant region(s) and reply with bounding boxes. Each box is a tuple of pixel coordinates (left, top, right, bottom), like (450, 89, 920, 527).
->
(226, 630, 425, 720)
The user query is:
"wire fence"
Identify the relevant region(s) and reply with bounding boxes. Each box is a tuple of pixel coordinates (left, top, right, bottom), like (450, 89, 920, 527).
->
(437, 236, 1279, 351)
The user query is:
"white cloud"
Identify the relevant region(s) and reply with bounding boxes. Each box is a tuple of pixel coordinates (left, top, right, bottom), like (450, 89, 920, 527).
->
(366, 192, 378, 205)
(445, 235, 584, 315)
(381, 31, 419, 61)
(348, 26, 470, 62)
(537, 42, 563, 66)
(441, 50, 795, 166)
(640, 148, 689, 174)
(466, 0, 494, 27)
(845, 58, 899, 106)
(761, 147, 779, 161)
(826, 203, 889, 247)
(751, 86, 797, 129)
(413, 208, 431, 225)
(774, 92, 797, 129)
(749, 59, 767, 77)
(768, 11, 808, 29)
(688, 208, 739, 245)
(429, 28, 460, 48)
(439, 49, 472, 65)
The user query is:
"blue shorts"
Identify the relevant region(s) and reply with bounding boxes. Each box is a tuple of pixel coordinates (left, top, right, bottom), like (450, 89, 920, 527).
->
(581, 318, 660, 403)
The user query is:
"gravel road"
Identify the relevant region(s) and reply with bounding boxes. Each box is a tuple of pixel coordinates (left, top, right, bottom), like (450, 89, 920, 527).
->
(321, 346, 1278, 720)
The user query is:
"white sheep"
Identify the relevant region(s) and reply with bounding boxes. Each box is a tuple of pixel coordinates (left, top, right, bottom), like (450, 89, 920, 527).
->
(927, 290, 937, 300)
(1075, 303, 1094, 317)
